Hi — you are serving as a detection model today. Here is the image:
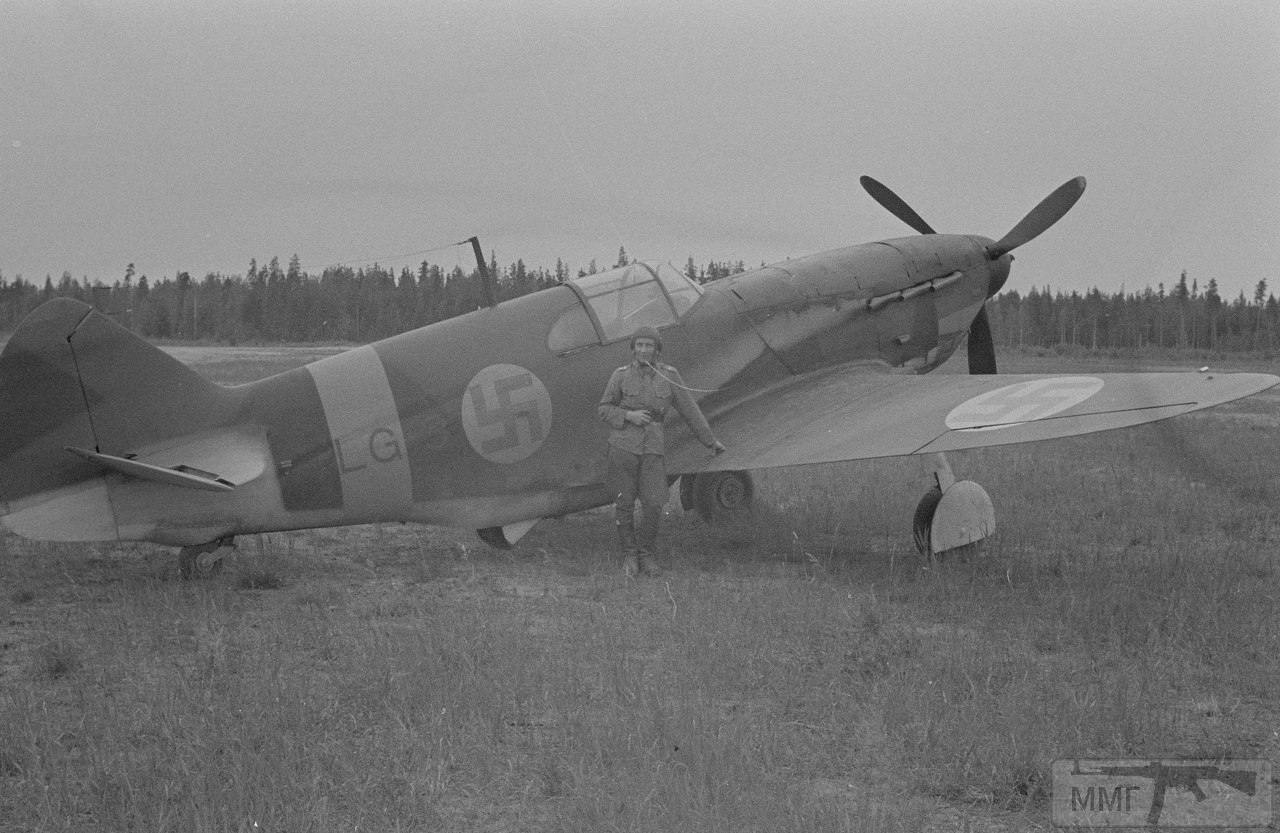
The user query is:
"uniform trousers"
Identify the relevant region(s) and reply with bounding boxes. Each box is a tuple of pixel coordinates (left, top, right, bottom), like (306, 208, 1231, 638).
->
(607, 446, 668, 553)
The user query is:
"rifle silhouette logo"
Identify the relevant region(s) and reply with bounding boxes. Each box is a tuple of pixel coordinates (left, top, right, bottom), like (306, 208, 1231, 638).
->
(1053, 758, 1270, 827)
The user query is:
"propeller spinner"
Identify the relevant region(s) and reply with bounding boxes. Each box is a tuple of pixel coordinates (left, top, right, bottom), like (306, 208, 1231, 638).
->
(859, 175, 1087, 374)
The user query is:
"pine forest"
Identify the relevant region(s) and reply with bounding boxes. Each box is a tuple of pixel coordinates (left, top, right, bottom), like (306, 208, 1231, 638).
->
(1, 251, 1277, 355)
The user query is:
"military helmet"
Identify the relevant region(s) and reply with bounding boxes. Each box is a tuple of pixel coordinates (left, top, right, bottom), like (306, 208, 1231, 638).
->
(630, 326, 663, 352)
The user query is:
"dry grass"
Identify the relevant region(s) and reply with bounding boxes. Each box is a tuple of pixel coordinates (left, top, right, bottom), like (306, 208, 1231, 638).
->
(0, 346, 1277, 831)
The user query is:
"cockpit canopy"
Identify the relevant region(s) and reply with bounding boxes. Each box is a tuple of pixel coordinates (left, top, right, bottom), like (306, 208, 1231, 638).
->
(549, 261, 703, 353)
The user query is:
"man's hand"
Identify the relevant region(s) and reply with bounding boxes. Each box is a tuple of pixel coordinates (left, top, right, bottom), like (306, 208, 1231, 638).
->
(625, 410, 652, 426)
(710, 440, 726, 455)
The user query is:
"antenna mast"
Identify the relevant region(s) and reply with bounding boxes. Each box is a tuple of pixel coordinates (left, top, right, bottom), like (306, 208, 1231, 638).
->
(459, 235, 496, 307)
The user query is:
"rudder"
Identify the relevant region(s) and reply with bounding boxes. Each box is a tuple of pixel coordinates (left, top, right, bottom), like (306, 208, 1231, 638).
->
(0, 298, 234, 506)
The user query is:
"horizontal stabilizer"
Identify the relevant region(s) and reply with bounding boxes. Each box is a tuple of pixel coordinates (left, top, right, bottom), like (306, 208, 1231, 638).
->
(63, 424, 269, 493)
(65, 447, 235, 492)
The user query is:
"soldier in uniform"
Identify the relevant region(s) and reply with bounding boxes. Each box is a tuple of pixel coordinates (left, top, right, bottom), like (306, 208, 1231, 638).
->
(598, 326, 725, 576)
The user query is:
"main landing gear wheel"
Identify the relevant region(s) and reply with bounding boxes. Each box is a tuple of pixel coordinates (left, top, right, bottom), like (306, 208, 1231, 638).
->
(911, 481, 995, 557)
(680, 470, 754, 523)
(178, 536, 235, 580)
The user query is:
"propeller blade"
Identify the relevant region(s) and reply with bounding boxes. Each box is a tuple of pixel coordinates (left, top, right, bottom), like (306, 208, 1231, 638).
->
(988, 176, 1086, 259)
(967, 305, 997, 375)
(859, 176, 936, 235)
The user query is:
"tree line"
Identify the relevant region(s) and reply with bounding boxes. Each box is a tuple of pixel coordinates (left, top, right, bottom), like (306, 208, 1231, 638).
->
(990, 271, 1278, 353)
(0, 252, 1276, 353)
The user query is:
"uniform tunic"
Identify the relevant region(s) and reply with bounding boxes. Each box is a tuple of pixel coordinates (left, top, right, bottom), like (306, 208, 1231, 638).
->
(597, 361, 716, 454)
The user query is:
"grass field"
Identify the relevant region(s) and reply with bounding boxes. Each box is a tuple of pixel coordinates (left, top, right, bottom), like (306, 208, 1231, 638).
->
(1, 346, 1278, 831)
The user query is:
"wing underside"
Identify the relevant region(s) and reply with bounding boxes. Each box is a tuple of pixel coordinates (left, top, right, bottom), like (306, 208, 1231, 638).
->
(666, 369, 1278, 474)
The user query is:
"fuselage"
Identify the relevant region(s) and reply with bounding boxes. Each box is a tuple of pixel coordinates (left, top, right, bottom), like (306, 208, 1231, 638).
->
(1, 234, 1004, 545)
(215, 234, 999, 535)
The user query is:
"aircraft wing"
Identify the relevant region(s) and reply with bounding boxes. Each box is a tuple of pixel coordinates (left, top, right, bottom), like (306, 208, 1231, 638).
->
(666, 370, 1278, 473)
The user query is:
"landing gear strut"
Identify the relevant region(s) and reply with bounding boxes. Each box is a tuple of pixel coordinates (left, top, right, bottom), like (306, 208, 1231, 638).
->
(913, 454, 994, 556)
(680, 470, 754, 522)
(912, 486, 945, 555)
(178, 536, 235, 579)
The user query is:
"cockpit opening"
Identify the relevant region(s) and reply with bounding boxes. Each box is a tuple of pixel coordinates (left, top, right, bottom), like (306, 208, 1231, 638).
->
(548, 262, 703, 354)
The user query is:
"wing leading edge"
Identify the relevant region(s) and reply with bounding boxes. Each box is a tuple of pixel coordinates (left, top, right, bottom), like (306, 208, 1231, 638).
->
(666, 370, 1278, 473)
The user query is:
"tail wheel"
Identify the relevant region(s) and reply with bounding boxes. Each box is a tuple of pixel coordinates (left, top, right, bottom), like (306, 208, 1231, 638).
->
(685, 470, 754, 523)
(912, 486, 943, 556)
(178, 537, 233, 580)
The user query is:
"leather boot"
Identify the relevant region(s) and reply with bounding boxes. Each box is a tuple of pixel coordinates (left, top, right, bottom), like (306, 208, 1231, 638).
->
(617, 517, 639, 576)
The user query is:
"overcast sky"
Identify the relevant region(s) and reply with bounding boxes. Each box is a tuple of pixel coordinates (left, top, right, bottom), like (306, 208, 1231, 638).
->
(3, 0, 1277, 300)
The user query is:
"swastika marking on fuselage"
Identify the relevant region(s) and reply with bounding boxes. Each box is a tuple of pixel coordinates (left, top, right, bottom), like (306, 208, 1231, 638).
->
(461, 364, 553, 464)
(946, 376, 1104, 432)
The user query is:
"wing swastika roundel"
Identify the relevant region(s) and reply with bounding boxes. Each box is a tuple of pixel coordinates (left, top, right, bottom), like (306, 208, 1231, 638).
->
(946, 376, 1104, 432)
(461, 364, 554, 463)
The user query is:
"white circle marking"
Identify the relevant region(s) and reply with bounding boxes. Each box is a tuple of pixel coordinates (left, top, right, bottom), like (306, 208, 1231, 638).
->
(946, 376, 1104, 432)
(461, 364, 553, 463)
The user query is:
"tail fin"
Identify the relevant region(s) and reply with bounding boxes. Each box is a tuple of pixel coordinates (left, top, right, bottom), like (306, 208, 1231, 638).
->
(0, 299, 234, 506)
